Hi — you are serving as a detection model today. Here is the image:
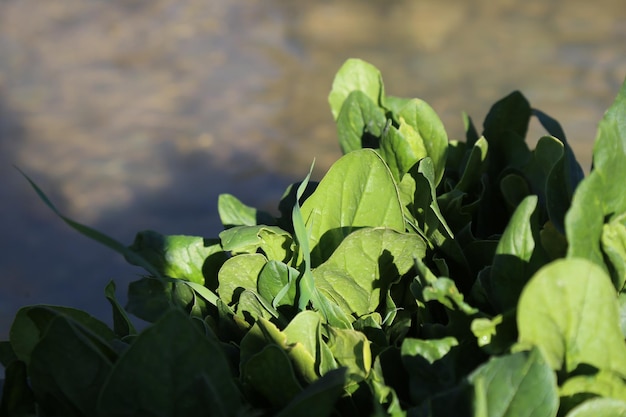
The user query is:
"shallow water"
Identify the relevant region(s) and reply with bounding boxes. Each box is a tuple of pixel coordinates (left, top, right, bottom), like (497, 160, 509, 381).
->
(1, 0, 625, 338)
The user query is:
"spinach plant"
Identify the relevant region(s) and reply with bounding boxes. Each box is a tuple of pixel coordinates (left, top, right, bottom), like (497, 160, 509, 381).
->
(2, 58, 626, 417)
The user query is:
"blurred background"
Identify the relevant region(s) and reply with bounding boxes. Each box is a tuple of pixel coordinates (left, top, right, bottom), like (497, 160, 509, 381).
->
(1, 0, 625, 339)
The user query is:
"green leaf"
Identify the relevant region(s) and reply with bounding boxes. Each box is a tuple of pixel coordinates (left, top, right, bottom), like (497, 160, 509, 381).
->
(566, 78, 626, 286)
(313, 228, 426, 318)
(532, 109, 584, 232)
(127, 231, 226, 285)
(241, 344, 303, 408)
(483, 91, 532, 143)
(417, 268, 478, 316)
(455, 136, 489, 193)
(0, 360, 36, 416)
(560, 370, 626, 412)
(517, 258, 626, 377)
(235, 290, 277, 323)
(379, 122, 423, 182)
(104, 280, 136, 338)
(240, 316, 320, 384)
(602, 214, 626, 291)
(397, 98, 449, 186)
(470, 310, 518, 355)
(336, 90, 387, 153)
(29, 316, 114, 417)
(468, 348, 559, 417)
(126, 277, 206, 323)
(219, 225, 293, 262)
(218, 193, 275, 228)
(499, 173, 530, 210)
(257, 260, 299, 308)
(300, 149, 405, 266)
(217, 253, 268, 305)
(98, 309, 242, 416)
(489, 195, 547, 312)
(274, 368, 347, 417)
(401, 337, 459, 404)
(327, 327, 371, 382)
(329, 58, 384, 120)
(565, 398, 626, 417)
(9, 306, 116, 366)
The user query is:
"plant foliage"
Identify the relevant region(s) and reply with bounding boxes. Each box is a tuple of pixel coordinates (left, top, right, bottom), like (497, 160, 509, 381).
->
(2, 58, 626, 416)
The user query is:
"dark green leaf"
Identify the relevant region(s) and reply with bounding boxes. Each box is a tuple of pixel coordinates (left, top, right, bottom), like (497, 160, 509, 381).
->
(401, 337, 459, 403)
(489, 195, 548, 312)
(0, 360, 36, 417)
(274, 368, 347, 417)
(105, 280, 136, 338)
(483, 91, 532, 142)
(10, 305, 116, 366)
(98, 309, 242, 416)
(29, 316, 114, 417)
(241, 344, 303, 408)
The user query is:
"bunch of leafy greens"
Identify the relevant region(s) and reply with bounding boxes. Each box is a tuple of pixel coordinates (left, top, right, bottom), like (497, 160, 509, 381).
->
(2, 58, 626, 417)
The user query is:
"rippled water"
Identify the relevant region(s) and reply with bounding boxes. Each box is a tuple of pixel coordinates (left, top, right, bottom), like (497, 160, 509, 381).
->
(1, 0, 625, 338)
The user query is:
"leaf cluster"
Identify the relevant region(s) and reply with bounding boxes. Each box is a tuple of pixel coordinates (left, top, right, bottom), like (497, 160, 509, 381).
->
(2, 58, 626, 417)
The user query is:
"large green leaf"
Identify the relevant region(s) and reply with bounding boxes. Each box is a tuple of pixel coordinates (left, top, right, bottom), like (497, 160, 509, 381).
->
(328, 58, 384, 120)
(401, 337, 459, 404)
(241, 344, 303, 409)
(300, 149, 405, 266)
(566, 78, 626, 288)
(29, 316, 115, 417)
(517, 258, 626, 378)
(274, 368, 347, 417)
(127, 231, 226, 285)
(98, 309, 242, 416)
(10, 306, 116, 367)
(0, 360, 36, 416)
(312, 228, 426, 318)
(469, 348, 558, 417)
